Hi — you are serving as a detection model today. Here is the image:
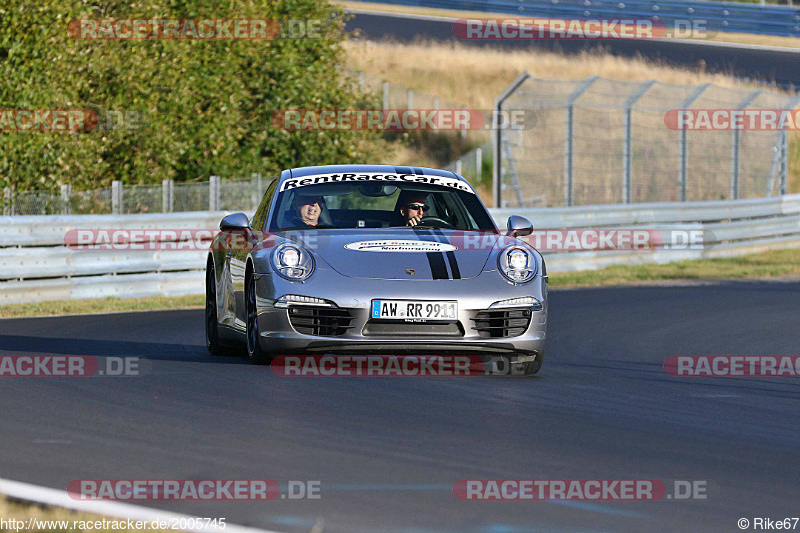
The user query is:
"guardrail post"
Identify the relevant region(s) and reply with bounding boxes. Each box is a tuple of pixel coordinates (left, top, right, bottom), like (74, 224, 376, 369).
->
(455, 159, 462, 175)
(358, 71, 365, 93)
(209, 175, 221, 211)
(60, 184, 72, 215)
(679, 83, 710, 202)
(112, 180, 123, 214)
(623, 80, 655, 204)
(162, 179, 173, 212)
(382, 82, 389, 111)
(407, 89, 413, 111)
(564, 76, 599, 207)
(730, 90, 762, 200)
(493, 71, 531, 208)
(475, 147, 482, 182)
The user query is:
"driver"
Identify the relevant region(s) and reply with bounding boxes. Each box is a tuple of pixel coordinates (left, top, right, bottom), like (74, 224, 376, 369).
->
(286, 194, 323, 227)
(396, 192, 429, 227)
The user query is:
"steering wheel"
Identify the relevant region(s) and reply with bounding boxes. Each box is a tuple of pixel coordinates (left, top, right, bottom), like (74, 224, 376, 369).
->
(416, 216, 456, 230)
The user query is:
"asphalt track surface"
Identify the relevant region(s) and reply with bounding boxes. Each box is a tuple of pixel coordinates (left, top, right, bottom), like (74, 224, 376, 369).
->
(347, 11, 800, 88)
(1, 281, 799, 532)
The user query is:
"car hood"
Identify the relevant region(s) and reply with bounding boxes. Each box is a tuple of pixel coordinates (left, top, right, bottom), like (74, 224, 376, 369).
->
(282, 228, 502, 280)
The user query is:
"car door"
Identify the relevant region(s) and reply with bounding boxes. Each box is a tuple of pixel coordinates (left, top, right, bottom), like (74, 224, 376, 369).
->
(231, 178, 278, 330)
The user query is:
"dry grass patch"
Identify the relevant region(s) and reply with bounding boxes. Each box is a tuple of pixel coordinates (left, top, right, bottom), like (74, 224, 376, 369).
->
(0, 294, 204, 319)
(344, 39, 784, 109)
(548, 247, 800, 287)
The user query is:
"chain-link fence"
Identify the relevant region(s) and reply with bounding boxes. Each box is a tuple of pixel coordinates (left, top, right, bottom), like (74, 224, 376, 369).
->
(2, 174, 276, 216)
(494, 74, 800, 208)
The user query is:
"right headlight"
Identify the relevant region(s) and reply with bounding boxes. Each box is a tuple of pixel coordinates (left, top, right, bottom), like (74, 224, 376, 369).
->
(497, 245, 537, 284)
(270, 243, 315, 281)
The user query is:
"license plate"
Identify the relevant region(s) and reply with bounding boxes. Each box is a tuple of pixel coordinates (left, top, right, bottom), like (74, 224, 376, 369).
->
(371, 299, 457, 321)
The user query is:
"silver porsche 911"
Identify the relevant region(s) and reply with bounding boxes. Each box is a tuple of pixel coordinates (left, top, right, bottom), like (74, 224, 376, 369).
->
(205, 165, 548, 375)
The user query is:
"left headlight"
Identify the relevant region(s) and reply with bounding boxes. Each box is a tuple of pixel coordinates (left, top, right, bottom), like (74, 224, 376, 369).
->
(271, 243, 315, 281)
(497, 246, 537, 284)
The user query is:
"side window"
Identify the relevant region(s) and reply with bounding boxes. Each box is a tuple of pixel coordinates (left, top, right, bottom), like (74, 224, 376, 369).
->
(251, 178, 278, 231)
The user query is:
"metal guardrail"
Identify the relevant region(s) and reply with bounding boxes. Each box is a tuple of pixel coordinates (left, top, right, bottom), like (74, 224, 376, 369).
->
(357, 0, 800, 37)
(1, 195, 799, 305)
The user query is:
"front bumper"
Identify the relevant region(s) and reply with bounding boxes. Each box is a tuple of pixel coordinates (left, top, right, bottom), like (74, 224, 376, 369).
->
(253, 266, 548, 362)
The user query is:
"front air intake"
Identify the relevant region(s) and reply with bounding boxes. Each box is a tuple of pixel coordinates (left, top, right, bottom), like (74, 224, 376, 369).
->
(287, 307, 354, 336)
(470, 308, 532, 338)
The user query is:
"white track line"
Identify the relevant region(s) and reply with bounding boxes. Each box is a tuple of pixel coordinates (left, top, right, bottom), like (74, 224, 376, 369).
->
(0, 477, 283, 533)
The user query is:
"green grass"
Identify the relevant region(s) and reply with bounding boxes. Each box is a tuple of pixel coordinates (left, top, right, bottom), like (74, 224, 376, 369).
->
(548, 247, 800, 287)
(0, 294, 203, 319)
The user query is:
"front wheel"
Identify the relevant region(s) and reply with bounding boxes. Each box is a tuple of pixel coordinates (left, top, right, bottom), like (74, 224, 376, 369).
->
(246, 273, 272, 365)
(206, 260, 225, 356)
(511, 358, 541, 376)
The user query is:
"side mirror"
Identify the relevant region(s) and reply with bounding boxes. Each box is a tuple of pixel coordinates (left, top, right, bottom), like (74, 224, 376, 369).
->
(506, 215, 533, 237)
(219, 212, 250, 230)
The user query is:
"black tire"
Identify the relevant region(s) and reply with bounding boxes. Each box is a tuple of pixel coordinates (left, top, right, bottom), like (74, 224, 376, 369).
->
(246, 272, 272, 365)
(511, 358, 541, 376)
(206, 259, 225, 356)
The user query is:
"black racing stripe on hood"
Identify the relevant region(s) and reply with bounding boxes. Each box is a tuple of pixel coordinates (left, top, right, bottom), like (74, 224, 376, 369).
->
(414, 227, 449, 280)
(433, 228, 461, 280)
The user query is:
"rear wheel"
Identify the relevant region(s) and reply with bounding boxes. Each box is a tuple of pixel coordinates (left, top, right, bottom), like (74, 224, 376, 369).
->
(246, 272, 272, 365)
(205, 260, 225, 356)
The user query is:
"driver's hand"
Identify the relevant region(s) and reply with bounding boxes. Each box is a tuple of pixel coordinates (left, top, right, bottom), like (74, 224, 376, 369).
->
(406, 212, 423, 227)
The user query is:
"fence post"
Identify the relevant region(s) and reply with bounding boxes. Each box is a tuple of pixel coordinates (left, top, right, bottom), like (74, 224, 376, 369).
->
(60, 184, 72, 215)
(622, 80, 656, 204)
(475, 146, 482, 182)
(382, 82, 389, 111)
(493, 71, 531, 208)
(460, 105, 467, 142)
(455, 159, 462, 175)
(778, 94, 800, 196)
(3, 187, 12, 216)
(563, 76, 599, 207)
(780, 130, 789, 195)
(112, 180, 123, 214)
(254, 172, 263, 209)
(209, 176, 221, 211)
(678, 83, 710, 202)
(730, 90, 762, 200)
(162, 179, 173, 212)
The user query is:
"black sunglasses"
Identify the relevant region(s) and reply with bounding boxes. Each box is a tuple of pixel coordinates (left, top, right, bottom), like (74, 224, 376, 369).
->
(406, 203, 429, 211)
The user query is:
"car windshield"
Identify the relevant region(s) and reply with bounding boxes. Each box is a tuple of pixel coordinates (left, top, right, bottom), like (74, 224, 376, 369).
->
(268, 178, 497, 231)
